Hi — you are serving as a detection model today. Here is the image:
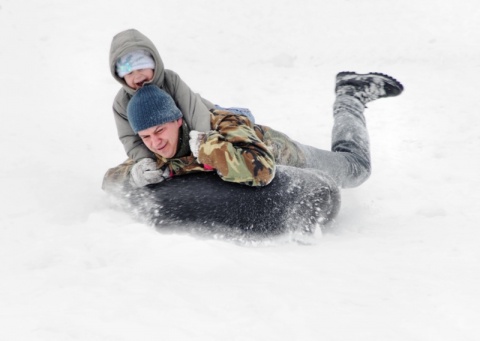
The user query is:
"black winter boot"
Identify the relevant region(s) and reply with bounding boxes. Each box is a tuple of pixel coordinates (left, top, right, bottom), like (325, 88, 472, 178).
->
(335, 72, 404, 105)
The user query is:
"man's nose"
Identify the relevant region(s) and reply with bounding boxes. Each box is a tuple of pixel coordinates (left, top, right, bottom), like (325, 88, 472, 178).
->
(151, 134, 162, 144)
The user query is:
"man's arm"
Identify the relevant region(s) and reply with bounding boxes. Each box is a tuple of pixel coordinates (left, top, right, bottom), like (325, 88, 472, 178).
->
(196, 112, 276, 187)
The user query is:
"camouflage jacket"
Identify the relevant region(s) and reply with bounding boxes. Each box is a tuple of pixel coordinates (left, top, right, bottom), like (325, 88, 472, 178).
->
(156, 110, 276, 186)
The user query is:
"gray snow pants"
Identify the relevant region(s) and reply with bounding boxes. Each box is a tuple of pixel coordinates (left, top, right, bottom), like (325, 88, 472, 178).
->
(264, 95, 370, 188)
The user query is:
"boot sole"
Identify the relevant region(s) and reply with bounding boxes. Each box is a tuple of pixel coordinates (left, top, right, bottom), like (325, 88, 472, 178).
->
(337, 71, 404, 95)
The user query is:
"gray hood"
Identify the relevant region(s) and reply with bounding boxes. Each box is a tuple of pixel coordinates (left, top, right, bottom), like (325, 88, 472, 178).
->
(109, 29, 165, 96)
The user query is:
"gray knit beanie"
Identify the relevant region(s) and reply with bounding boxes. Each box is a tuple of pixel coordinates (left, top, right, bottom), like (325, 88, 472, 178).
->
(127, 85, 183, 134)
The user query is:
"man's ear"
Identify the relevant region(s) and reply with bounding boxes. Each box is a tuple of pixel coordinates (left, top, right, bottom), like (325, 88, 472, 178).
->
(177, 118, 183, 127)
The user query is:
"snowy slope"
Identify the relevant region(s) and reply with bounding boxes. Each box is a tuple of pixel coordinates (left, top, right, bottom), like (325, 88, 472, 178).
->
(1, 0, 479, 340)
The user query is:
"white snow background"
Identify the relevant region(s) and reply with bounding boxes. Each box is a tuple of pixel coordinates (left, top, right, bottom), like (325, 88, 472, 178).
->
(1, 0, 480, 340)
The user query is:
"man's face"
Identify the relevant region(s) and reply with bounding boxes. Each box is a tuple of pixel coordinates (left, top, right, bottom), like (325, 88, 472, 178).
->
(124, 68, 154, 90)
(138, 119, 183, 158)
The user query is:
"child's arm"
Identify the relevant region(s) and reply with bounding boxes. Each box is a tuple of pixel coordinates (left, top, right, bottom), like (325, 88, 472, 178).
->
(163, 70, 214, 133)
(112, 91, 155, 161)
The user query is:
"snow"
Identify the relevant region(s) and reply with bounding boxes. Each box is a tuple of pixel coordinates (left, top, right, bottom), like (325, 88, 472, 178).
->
(1, 0, 480, 339)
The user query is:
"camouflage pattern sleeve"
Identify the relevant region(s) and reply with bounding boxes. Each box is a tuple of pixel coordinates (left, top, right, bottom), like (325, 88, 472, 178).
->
(101, 158, 134, 194)
(197, 111, 276, 187)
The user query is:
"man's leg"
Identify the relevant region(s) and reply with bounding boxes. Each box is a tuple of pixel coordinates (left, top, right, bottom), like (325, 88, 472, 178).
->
(265, 72, 403, 188)
(263, 95, 369, 189)
(299, 94, 370, 188)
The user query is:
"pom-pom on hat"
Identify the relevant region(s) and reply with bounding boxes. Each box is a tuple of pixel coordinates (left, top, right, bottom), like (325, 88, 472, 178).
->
(116, 49, 155, 78)
(127, 85, 183, 134)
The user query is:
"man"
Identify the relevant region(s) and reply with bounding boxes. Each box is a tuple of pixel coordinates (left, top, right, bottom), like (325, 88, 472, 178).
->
(102, 72, 403, 192)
